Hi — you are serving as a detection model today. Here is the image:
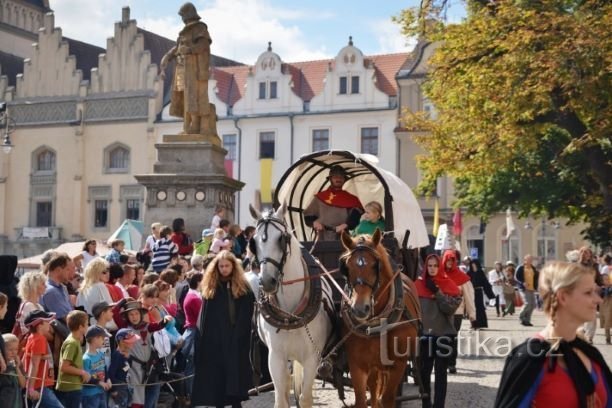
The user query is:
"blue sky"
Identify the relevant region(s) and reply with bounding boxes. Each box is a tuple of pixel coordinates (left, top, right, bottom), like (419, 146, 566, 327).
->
(51, 0, 464, 64)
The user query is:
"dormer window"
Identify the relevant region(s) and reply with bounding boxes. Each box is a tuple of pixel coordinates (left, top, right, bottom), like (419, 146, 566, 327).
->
(258, 81, 278, 99)
(339, 76, 359, 95)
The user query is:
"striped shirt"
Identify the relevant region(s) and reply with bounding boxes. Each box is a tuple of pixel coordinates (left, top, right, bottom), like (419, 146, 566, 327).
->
(152, 237, 178, 272)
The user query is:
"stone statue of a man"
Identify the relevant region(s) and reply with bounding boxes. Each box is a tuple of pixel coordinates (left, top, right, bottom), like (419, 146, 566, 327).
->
(161, 2, 219, 143)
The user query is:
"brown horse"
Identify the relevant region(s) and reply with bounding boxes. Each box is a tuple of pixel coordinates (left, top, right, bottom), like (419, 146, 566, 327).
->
(340, 229, 421, 408)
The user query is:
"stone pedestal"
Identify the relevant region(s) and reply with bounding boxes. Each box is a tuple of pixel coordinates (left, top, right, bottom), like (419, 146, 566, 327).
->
(135, 136, 243, 242)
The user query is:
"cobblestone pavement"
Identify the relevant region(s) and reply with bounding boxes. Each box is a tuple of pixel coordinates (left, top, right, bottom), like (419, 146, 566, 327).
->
(243, 308, 612, 407)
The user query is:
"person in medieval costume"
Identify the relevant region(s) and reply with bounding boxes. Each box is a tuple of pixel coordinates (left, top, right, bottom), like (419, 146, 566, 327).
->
(304, 165, 364, 241)
(160, 2, 213, 136)
(192, 251, 254, 407)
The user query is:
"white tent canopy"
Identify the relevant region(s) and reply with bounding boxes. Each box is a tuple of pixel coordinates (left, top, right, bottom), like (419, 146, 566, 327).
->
(275, 151, 429, 249)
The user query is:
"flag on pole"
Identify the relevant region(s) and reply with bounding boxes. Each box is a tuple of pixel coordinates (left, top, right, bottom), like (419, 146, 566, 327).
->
(452, 208, 462, 236)
(505, 208, 516, 239)
(432, 198, 440, 236)
(260, 158, 273, 203)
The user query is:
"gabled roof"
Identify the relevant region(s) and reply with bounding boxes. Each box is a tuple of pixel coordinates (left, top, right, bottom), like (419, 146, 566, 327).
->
(0, 51, 24, 87)
(396, 39, 430, 79)
(212, 52, 409, 106)
(64, 37, 105, 82)
(22, 0, 51, 11)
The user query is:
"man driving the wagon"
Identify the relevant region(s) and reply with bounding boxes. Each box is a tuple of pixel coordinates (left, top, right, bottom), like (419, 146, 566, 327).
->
(303, 165, 364, 240)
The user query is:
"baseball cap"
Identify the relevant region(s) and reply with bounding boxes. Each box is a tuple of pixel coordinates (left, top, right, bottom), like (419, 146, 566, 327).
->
(115, 328, 140, 344)
(202, 228, 214, 237)
(92, 301, 113, 319)
(24, 310, 55, 328)
(85, 325, 111, 340)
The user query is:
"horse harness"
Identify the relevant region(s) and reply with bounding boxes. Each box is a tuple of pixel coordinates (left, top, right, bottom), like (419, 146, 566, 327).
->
(340, 240, 420, 338)
(252, 213, 330, 332)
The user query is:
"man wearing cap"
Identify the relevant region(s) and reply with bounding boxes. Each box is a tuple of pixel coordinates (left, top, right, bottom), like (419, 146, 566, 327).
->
(23, 310, 63, 408)
(304, 165, 364, 240)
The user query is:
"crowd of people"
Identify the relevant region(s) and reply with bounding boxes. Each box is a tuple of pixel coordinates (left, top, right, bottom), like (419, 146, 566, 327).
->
(0, 163, 610, 408)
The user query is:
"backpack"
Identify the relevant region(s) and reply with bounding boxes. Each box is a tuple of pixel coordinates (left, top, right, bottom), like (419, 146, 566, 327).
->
(12, 301, 32, 356)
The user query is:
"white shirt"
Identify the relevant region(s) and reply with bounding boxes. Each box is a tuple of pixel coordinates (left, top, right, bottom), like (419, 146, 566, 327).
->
(488, 269, 505, 297)
(116, 281, 130, 298)
(210, 214, 221, 230)
(76, 282, 117, 330)
(81, 251, 99, 269)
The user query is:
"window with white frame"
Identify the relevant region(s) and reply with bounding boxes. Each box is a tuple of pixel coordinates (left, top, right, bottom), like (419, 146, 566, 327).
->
(95, 200, 108, 228)
(312, 129, 329, 151)
(351, 76, 360, 94)
(223, 134, 237, 160)
(339, 76, 348, 94)
(258, 81, 278, 99)
(36, 150, 56, 172)
(360, 127, 379, 155)
(537, 223, 557, 263)
(104, 143, 130, 173)
(501, 227, 520, 266)
(259, 131, 275, 159)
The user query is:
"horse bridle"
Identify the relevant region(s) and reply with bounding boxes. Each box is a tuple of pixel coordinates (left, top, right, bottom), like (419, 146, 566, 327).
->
(342, 240, 381, 294)
(252, 213, 292, 283)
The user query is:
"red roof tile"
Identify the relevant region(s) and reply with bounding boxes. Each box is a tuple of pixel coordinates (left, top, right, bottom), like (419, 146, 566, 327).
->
(212, 52, 409, 106)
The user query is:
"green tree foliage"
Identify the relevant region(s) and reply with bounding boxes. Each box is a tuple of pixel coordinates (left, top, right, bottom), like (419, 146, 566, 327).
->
(396, 0, 612, 245)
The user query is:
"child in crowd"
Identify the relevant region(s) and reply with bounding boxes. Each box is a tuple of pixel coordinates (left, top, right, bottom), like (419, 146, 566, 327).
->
(152, 226, 179, 272)
(0, 333, 26, 408)
(108, 328, 140, 408)
(82, 326, 112, 408)
(112, 299, 172, 408)
(106, 240, 125, 264)
(92, 301, 115, 368)
(23, 310, 63, 408)
(353, 201, 385, 236)
(209, 228, 231, 254)
(194, 228, 214, 257)
(56, 310, 91, 408)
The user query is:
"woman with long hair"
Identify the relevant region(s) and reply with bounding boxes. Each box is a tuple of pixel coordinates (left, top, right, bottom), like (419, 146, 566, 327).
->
(416, 254, 462, 408)
(73, 239, 99, 271)
(496, 262, 611, 407)
(76, 258, 116, 329)
(16, 271, 47, 333)
(192, 250, 254, 408)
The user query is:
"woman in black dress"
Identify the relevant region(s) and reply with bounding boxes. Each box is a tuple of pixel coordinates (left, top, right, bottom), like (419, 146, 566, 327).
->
(192, 250, 255, 408)
(468, 259, 495, 329)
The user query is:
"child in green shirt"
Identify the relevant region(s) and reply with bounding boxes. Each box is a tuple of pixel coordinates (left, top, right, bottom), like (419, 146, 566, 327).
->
(353, 201, 385, 236)
(56, 310, 90, 408)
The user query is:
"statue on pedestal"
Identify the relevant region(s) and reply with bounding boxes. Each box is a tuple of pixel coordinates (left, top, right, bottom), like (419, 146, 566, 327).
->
(161, 2, 220, 144)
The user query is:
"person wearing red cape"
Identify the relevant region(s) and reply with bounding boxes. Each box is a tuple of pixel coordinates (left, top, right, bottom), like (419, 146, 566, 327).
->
(440, 250, 476, 374)
(304, 165, 364, 240)
(415, 254, 462, 408)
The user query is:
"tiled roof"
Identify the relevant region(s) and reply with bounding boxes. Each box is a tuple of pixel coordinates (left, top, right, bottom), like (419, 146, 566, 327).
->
(22, 0, 51, 11)
(64, 37, 105, 81)
(0, 51, 24, 87)
(212, 52, 409, 106)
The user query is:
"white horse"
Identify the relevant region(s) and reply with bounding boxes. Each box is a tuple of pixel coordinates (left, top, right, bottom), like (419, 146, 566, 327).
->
(249, 203, 333, 408)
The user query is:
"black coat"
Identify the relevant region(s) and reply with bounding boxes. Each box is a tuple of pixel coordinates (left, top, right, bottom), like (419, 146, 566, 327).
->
(192, 282, 255, 406)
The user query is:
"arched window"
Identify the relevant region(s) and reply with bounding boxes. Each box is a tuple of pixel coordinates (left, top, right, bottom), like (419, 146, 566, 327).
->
(36, 150, 56, 172)
(537, 222, 557, 263)
(501, 227, 520, 265)
(104, 143, 130, 173)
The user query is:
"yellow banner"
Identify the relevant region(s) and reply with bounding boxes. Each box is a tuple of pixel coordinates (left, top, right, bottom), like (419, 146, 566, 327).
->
(432, 198, 440, 236)
(260, 158, 273, 203)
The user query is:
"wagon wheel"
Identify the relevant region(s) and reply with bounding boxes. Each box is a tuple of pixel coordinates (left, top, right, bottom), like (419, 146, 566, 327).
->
(291, 360, 304, 408)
